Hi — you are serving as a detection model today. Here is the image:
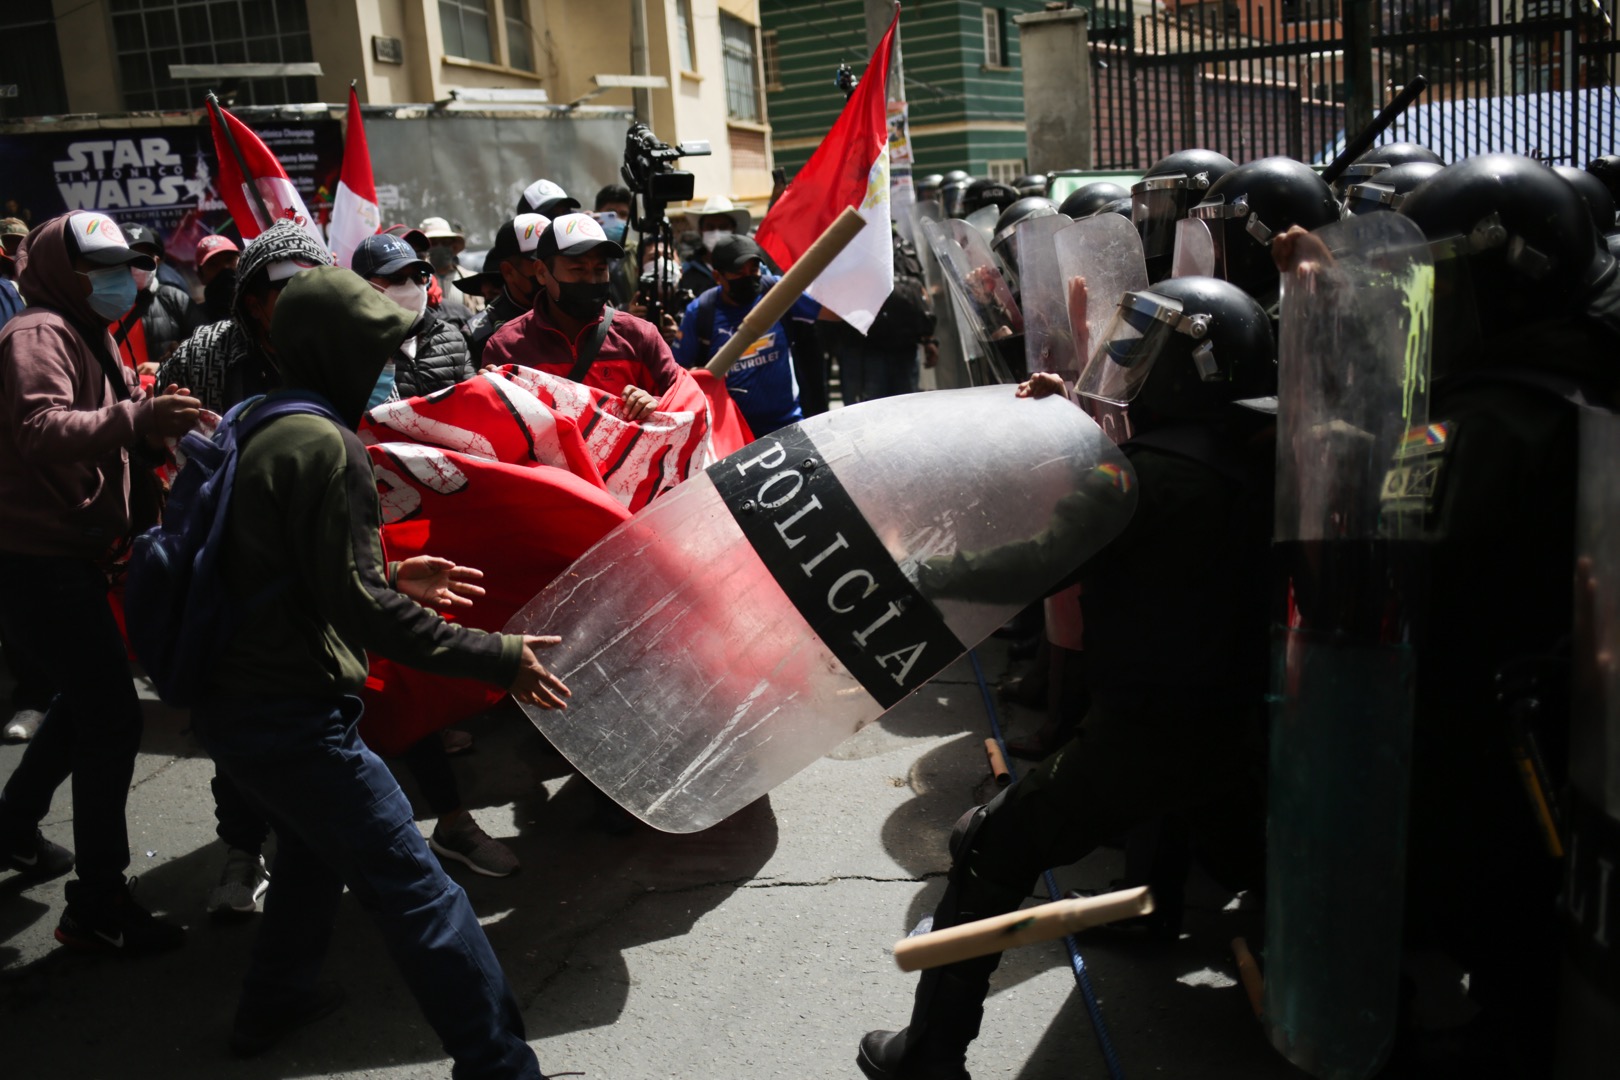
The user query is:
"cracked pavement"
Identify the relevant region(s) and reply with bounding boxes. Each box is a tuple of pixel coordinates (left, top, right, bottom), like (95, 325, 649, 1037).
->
(1, 642, 1306, 1079)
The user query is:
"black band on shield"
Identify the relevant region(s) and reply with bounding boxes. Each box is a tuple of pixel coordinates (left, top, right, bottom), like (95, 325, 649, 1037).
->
(709, 426, 965, 710)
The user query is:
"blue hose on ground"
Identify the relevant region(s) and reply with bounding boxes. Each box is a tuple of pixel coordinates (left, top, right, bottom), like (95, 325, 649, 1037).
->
(968, 648, 1126, 1080)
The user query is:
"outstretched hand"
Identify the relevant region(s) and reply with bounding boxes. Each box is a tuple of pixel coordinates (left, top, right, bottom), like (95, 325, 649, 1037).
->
(397, 555, 486, 610)
(1017, 372, 1069, 400)
(510, 634, 571, 710)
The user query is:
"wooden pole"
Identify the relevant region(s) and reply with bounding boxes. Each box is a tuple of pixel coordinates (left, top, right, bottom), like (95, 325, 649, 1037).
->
(892, 886, 1153, 972)
(705, 207, 867, 377)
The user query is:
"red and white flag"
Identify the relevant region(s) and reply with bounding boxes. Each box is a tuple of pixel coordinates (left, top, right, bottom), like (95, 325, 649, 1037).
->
(755, 9, 897, 333)
(327, 86, 381, 269)
(206, 96, 324, 248)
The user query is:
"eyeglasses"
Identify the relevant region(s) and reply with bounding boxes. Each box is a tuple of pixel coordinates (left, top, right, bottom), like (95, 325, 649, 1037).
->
(380, 268, 432, 286)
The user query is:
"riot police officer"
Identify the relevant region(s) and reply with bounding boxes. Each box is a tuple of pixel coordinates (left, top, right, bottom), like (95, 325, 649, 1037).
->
(1186, 156, 1341, 307)
(1397, 153, 1620, 1071)
(858, 276, 1277, 1080)
(1128, 148, 1237, 283)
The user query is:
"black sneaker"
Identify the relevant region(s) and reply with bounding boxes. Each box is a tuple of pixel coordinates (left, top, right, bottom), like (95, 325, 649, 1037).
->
(55, 876, 186, 955)
(0, 826, 75, 879)
(230, 981, 346, 1057)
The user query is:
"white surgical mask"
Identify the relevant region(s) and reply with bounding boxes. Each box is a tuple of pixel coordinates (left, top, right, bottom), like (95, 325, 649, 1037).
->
(377, 279, 429, 317)
(133, 267, 157, 293)
(701, 228, 734, 252)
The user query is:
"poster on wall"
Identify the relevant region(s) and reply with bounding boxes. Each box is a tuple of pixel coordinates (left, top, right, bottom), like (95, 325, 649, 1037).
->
(0, 114, 341, 282)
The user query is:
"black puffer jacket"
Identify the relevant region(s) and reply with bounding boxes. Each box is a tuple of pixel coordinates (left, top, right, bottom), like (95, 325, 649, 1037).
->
(132, 281, 200, 360)
(394, 315, 474, 398)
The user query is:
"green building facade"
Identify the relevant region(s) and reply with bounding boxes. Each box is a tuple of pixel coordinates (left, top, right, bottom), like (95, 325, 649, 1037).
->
(760, 0, 1062, 180)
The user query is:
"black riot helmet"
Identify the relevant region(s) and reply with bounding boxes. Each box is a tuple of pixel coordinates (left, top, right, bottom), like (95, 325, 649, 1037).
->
(963, 179, 1021, 216)
(940, 171, 974, 217)
(1131, 149, 1238, 281)
(1187, 157, 1341, 302)
(991, 196, 1060, 284)
(1332, 141, 1444, 199)
(1587, 155, 1620, 217)
(916, 173, 945, 199)
(1343, 160, 1442, 217)
(1554, 165, 1618, 235)
(1402, 154, 1616, 334)
(1077, 275, 1275, 425)
(1012, 173, 1048, 198)
(1060, 181, 1131, 220)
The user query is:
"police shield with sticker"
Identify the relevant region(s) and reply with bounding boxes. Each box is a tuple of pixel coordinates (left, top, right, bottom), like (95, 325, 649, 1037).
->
(859, 275, 1276, 1080)
(1262, 212, 1434, 1080)
(502, 388, 1137, 834)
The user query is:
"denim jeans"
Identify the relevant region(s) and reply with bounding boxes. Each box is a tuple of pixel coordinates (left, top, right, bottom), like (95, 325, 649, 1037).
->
(0, 555, 141, 890)
(194, 695, 540, 1080)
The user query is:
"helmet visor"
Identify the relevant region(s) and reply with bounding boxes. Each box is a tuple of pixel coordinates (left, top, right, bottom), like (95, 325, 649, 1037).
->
(1132, 177, 1191, 261)
(1171, 217, 1218, 278)
(1077, 290, 1197, 406)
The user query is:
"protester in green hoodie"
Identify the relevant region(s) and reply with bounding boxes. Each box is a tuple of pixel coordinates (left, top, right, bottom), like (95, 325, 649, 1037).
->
(191, 265, 567, 1076)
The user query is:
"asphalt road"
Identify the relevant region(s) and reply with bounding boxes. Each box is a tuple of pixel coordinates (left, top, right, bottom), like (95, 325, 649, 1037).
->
(1, 641, 1308, 1080)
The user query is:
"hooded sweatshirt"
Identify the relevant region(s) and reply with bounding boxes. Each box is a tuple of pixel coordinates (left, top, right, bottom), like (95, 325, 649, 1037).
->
(0, 214, 159, 558)
(156, 221, 332, 413)
(208, 266, 522, 700)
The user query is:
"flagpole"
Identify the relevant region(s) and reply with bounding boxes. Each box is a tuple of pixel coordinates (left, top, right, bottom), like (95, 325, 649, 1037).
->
(706, 208, 867, 377)
(207, 91, 275, 232)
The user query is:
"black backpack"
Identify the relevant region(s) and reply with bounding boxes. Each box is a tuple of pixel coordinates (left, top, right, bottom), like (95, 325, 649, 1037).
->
(863, 232, 935, 352)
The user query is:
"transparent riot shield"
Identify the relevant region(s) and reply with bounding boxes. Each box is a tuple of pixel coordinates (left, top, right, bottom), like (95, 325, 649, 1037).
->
(1557, 408, 1620, 1078)
(1264, 212, 1435, 1080)
(921, 218, 1022, 385)
(1015, 213, 1082, 382)
(1053, 214, 1151, 365)
(507, 387, 1138, 833)
(909, 200, 972, 390)
(963, 203, 1000, 247)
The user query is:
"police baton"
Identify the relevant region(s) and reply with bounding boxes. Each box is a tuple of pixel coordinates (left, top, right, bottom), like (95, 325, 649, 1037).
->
(705, 208, 867, 377)
(1320, 75, 1429, 187)
(891, 886, 1154, 972)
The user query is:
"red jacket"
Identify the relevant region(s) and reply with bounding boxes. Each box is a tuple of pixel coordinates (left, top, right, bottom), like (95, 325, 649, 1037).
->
(482, 302, 684, 397)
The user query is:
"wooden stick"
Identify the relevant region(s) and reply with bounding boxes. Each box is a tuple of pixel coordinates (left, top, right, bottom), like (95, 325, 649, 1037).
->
(984, 738, 1011, 786)
(893, 886, 1153, 972)
(705, 207, 868, 376)
(1232, 936, 1264, 1019)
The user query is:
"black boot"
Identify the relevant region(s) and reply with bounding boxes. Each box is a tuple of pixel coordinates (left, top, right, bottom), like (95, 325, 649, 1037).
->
(857, 965, 990, 1079)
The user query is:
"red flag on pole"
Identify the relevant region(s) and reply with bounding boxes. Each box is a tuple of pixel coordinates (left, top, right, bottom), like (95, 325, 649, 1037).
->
(754, 8, 897, 332)
(206, 94, 325, 247)
(328, 85, 381, 269)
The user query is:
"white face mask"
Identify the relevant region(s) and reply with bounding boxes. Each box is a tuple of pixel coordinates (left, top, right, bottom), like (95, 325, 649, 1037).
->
(701, 228, 734, 252)
(133, 268, 157, 293)
(377, 279, 429, 317)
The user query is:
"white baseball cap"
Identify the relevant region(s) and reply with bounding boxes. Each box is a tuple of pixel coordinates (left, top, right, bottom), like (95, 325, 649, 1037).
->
(538, 212, 625, 259)
(514, 213, 551, 256)
(66, 212, 155, 270)
(517, 178, 581, 216)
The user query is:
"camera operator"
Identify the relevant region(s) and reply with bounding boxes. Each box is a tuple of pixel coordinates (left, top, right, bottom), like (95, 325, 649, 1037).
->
(481, 214, 682, 421)
(619, 121, 711, 352)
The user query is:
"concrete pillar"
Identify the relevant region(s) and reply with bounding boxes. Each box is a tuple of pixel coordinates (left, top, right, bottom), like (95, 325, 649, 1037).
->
(54, 0, 120, 113)
(1013, 7, 1093, 174)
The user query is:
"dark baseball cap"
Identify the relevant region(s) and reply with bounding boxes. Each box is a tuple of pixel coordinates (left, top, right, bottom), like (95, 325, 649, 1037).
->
(119, 221, 164, 256)
(352, 232, 433, 280)
(536, 213, 625, 260)
(712, 234, 764, 274)
(382, 223, 431, 256)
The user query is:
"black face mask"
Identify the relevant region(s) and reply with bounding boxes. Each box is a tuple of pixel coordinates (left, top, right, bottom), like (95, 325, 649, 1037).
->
(553, 279, 611, 322)
(727, 274, 762, 305)
(205, 268, 237, 315)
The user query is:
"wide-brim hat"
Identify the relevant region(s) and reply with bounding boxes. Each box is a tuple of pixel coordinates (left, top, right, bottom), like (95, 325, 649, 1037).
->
(686, 194, 752, 234)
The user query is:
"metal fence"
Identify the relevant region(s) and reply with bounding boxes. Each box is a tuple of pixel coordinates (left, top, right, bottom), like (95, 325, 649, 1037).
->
(1087, 0, 1620, 170)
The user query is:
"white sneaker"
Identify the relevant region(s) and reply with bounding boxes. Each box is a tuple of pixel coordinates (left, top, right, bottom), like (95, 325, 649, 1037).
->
(2, 709, 45, 743)
(207, 848, 270, 919)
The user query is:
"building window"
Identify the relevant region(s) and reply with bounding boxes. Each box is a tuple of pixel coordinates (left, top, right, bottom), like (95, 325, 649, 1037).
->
(985, 159, 1026, 182)
(1282, 0, 1338, 23)
(0, 0, 68, 120)
(721, 13, 761, 122)
(762, 29, 783, 92)
(439, 0, 494, 64)
(982, 7, 1006, 67)
(108, 0, 316, 112)
(676, 0, 697, 72)
(506, 0, 535, 72)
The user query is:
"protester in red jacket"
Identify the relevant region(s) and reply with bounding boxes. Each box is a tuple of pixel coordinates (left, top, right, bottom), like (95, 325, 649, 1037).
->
(482, 213, 682, 421)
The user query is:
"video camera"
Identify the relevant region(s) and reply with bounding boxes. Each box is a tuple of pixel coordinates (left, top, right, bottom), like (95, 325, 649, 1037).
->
(621, 122, 711, 331)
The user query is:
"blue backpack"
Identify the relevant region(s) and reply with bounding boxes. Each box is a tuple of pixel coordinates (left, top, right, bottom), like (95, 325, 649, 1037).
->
(125, 392, 343, 706)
